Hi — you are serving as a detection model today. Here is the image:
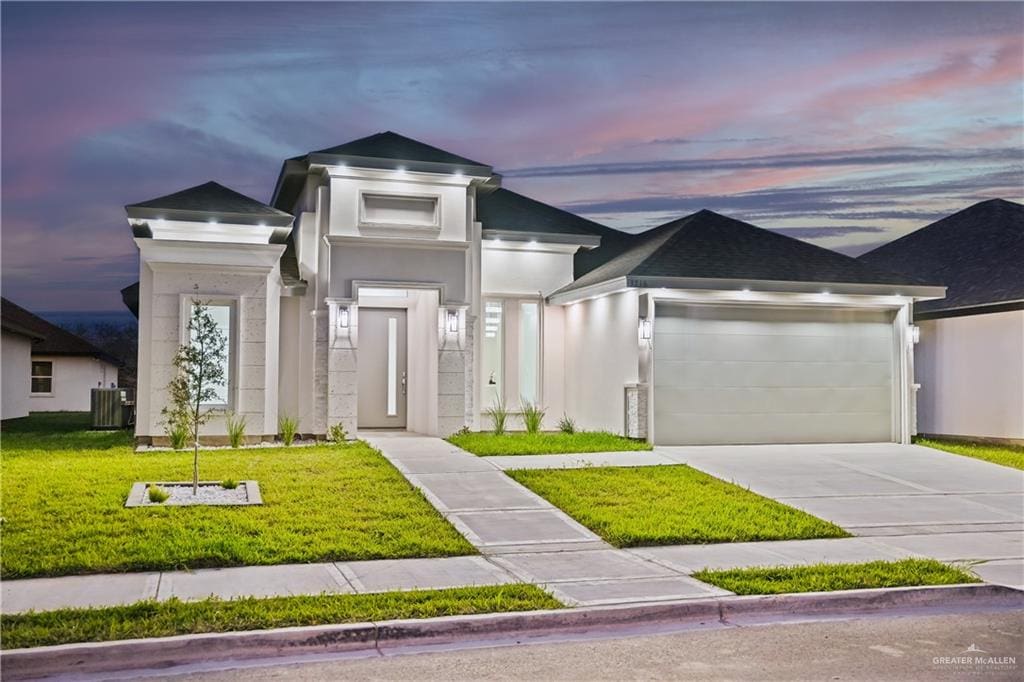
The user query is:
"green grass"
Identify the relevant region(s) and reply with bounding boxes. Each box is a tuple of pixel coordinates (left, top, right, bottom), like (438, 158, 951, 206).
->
(916, 437, 1024, 471)
(0, 585, 562, 649)
(448, 431, 652, 456)
(694, 558, 980, 595)
(1, 413, 474, 578)
(507, 465, 848, 546)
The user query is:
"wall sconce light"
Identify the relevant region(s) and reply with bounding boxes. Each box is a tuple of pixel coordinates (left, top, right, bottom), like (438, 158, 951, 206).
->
(446, 310, 459, 333)
(338, 307, 350, 329)
(910, 325, 920, 344)
(639, 318, 652, 340)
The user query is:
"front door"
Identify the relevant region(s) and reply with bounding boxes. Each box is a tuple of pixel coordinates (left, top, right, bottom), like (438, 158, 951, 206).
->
(357, 308, 408, 428)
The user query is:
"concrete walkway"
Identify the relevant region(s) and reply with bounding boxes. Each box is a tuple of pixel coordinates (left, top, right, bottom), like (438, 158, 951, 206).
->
(4, 436, 1021, 614)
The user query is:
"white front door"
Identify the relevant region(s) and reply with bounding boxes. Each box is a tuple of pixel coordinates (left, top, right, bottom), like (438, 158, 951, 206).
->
(653, 303, 896, 445)
(357, 308, 407, 428)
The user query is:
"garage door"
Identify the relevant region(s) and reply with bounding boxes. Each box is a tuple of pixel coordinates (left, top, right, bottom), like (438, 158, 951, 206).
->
(653, 303, 896, 445)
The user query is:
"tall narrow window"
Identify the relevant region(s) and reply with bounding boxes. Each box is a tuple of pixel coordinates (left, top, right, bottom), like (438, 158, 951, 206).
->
(31, 361, 53, 395)
(481, 300, 503, 409)
(518, 302, 540, 404)
(192, 303, 232, 406)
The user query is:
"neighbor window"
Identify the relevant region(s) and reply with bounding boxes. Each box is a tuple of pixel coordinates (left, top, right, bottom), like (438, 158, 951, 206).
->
(190, 302, 233, 406)
(30, 361, 52, 394)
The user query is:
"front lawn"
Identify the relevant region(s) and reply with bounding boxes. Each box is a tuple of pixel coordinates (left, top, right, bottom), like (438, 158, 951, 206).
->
(1, 413, 474, 579)
(915, 437, 1024, 471)
(507, 465, 848, 546)
(0, 584, 561, 649)
(448, 431, 652, 456)
(693, 558, 980, 595)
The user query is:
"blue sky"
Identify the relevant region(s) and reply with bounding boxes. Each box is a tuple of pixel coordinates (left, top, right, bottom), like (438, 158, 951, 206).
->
(2, 2, 1021, 310)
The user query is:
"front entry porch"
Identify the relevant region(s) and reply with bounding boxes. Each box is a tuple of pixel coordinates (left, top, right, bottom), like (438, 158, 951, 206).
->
(322, 285, 473, 438)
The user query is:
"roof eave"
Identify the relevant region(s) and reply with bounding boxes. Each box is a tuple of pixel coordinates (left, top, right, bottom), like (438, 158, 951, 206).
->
(628, 276, 947, 299)
(125, 206, 294, 228)
(915, 299, 1024, 321)
(481, 229, 600, 249)
(307, 153, 493, 178)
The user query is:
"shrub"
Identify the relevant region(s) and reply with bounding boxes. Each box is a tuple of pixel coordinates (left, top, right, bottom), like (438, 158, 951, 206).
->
(521, 400, 546, 434)
(225, 412, 247, 449)
(484, 398, 508, 435)
(558, 414, 577, 434)
(328, 423, 348, 443)
(220, 479, 238, 490)
(279, 415, 299, 446)
(166, 422, 190, 450)
(147, 485, 170, 504)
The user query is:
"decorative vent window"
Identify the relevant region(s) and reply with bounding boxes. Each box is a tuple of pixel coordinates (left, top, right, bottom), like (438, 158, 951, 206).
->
(360, 193, 438, 228)
(30, 361, 53, 394)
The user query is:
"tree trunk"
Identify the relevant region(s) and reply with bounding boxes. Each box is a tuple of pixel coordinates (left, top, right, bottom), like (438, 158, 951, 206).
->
(193, 437, 199, 495)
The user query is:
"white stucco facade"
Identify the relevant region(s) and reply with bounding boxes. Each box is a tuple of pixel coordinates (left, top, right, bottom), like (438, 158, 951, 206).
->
(2, 330, 32, 419)
(916, 310, 1024, 442)
(127, 133, 949, 447)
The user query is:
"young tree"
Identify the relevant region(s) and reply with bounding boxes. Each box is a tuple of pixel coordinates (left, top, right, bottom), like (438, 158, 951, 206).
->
(165, 300, 227, 494)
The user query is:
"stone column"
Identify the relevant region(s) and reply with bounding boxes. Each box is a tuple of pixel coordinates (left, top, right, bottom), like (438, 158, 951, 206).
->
(624, 383, 648, 440)
(437, 307, 471, 437)
(325, 302, 358, 438)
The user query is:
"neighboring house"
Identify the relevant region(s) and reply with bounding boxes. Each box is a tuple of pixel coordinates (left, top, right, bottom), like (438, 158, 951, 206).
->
(860, 199, 1024, 444)
(126, 131, 943, 446)
(0, 298, 121, 414)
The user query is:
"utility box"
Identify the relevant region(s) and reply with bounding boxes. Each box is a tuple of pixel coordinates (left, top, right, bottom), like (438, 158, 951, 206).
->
(91, 388, 131, 429)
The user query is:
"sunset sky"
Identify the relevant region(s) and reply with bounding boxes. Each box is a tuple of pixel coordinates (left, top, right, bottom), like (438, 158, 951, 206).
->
(2, 2, 1021, 311)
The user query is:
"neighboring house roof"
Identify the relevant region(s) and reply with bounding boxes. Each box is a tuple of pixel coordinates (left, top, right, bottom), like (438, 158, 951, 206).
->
(121, 282, 140, 319)
(476, 188, 609, 247)
(553, 209, 941, 299)
(858, 199, 1024, 318)
(126, 181, 295, 234)
(0, 298, 120, 365)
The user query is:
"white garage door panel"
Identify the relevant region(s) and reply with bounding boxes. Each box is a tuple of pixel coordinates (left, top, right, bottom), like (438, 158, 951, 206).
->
(654, 360, 892, 388)
(653, 304, 896, 445)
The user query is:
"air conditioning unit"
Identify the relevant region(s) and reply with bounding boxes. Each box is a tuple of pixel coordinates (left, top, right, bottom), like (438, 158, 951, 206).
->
(91, 388, 133, 429)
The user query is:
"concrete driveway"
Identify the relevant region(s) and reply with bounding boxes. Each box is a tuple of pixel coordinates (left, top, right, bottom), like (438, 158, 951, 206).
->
(657, 442, 1024, 537)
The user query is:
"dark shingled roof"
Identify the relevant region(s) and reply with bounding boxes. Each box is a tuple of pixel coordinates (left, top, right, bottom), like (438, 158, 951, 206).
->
(1, 298, 119, 365)
(476, 188, 611, 243)
(859, 199, 1024, 316)
(126, 181, 294, 230)
(311, 131, 490, 170)
(556, 210, 937, 296)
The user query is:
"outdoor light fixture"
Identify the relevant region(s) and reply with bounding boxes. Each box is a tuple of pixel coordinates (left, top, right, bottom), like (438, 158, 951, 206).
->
(639, 318, 652, 340)
(338, 307, 350, 329)
(910, 325, 920, 344)
(447, 310, 459, 333)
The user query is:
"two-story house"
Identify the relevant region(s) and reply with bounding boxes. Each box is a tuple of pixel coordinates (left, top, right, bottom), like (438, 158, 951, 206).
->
(127, 132, 944, 446)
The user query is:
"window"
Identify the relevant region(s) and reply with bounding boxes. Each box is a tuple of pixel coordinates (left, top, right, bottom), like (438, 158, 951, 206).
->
(31, 361, 52, 394)
(518, 302, 540, 404)
(480, 298, 543, 408)
(190, 302, 233, 406)
(481, 300, 503, 409)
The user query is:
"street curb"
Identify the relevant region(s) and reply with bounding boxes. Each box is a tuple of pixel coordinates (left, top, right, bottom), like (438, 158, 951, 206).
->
(2, 583, 1021, 679)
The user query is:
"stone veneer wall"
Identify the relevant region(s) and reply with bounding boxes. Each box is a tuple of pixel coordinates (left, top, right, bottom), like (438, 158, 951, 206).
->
(624, 384, 649, 440)
(437, 312, 474, 437)
(146, 269, 272, 439)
